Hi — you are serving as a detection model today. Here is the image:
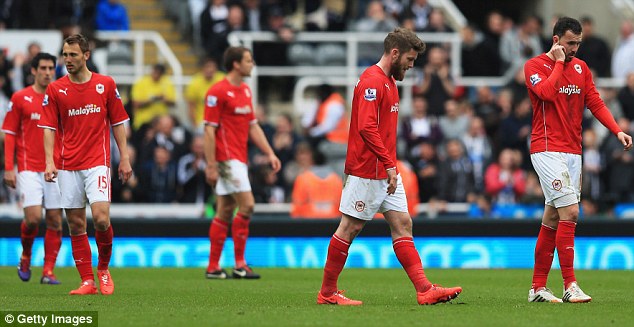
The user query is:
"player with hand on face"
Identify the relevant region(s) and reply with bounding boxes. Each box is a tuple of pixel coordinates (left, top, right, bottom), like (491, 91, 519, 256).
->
(524, 17, 632, 303)
(2, 52, 63, 285)
(317, 28, 462, 306)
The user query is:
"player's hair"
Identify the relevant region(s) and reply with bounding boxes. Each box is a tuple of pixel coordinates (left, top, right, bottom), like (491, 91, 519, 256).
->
(383, 27, 426, 55)
(553, 17, 582, 37)
(64, 34, 90, 53)
(223, 46, 251, 72)
(31, 52, 57, 69)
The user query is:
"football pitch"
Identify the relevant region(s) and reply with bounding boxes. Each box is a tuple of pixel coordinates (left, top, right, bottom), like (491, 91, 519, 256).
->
(0, 267, 632, 327)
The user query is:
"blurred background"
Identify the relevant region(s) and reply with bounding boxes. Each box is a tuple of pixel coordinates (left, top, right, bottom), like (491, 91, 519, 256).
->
(1, 0, 633, 270)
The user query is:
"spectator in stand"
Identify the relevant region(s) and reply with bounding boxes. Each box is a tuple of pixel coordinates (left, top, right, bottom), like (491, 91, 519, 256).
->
(413, 141, 439, 203)
(422, 8, 452, 33)
(138, 114, 190, 166)
(498, 97, 533, 168)
(251, 164, 285, 204)
(402, 0, 432, 32)
(473, 86, 503, 137)
(138, 145, 178, 203)
(177, 135, 211, 204)
(352, 0, 398, 66)
(618, 72, 634, 122)
(18, 42, 42, 88)
(499, 15, 543, 75)
(581, 129, 603, 203)
(397, 159, 420, 217)
(495, 88, 515, 121)
(282, 141, 313, 192)
(269, 113, 302, 191)
(505, 67, 529, 104)
(575, 16, 611, 78)
(0, 0, 17, 29)
(416, 46, 455, 117)
(461, 24, 501, 77)
(438, 99, 469, 140)
(16, 0, 54, 29)
(601, 117, 634, 202)
(437, 139, 476, 204)
(95, 0, 129, 31)
(243, 0, 264, 31)
(111, 145, 140, 203)
(186, 57, 225, 129)
(484, 148, 527, 205)
(199, 0, 230, 61)
(301, 84, 348, 149)
(611, 20, 634, 79)
(519, 171, 544, 205)
(400, 94, 443, 158)
(0, 49, 13, 97)
(131, 64, 176, 130)
(462, 117, 493, 193)
(479, 10, 505, 76)
(290, 149, 343, 219)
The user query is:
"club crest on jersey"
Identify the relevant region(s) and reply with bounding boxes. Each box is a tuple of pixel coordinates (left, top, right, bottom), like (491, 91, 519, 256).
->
(207, 95, 217, 107)
(364, 88, 377, 101)
(552, 179, 562, 191)
(574, 64, 582, 74)
(529, 73, 541, 86)
(96, 83, 105, 94)
(7, 101, 12, 112)
(355, 201, 366, 212)
(43, 95, 49, 106)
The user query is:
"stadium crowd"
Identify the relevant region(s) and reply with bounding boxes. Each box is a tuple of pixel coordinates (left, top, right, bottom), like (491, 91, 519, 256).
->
(2, 0, 634, 216)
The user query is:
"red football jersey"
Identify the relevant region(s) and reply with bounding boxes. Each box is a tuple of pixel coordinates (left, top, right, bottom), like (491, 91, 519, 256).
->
(1, 87, 60, 172)
(345, 65, 399, 180)
(203, 78, 256, 164)
(38, 73, 129, 170)
(524, 54, 620, 155)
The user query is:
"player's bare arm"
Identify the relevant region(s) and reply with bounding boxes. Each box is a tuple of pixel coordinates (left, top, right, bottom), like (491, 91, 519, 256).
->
(43, 128, 57, 182)
(203, 124, 219, 186)
(617, 131, 633, 151)
(112, 124, 133, 183)
(248, 123, 281, 173)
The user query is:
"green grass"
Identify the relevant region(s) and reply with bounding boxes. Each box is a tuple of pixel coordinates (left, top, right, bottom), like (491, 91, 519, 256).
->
(0, 267, 632, 326)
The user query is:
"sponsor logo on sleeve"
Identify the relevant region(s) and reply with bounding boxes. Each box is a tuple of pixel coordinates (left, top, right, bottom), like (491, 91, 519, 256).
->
(529, 73, 541, 86)
(96, 83, 105, 94)
(206, 95, 217, 107)
(43, 95, 49, 106)
(7, 101, 12, 112)
(364, 88, 377, 101)
(115, 88, 121, 99)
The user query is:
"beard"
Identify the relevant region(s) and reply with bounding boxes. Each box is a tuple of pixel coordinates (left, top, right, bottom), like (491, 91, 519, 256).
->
(390, 60, 407, 81)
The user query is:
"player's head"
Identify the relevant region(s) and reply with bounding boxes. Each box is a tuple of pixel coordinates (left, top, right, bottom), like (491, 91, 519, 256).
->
(552, 17, 582, 62)
(383, 28, 426, 81)
(223, 46, 254, 77)
(30, 52, 56, 89)
(62, 34, 90, 74)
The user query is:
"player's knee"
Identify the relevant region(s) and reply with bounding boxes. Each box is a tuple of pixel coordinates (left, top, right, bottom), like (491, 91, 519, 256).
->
(239, 203, 254, 216)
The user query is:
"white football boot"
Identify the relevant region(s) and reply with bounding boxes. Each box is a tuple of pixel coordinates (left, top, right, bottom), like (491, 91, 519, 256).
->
(528, 288, 563, 303)
(563, 282, 592, 303)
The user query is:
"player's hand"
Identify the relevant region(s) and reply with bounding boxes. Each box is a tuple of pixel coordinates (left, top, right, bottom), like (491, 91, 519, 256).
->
(118, 158, 133, 183)
(549, 42, 566, 62)
(618, 131, 633, 151)
(205, 164, 219, 187)
(3, 170, 16, 189)
(386, 168, 397, 195)
(268, 153, 282, 174)
(44, 163, 58, 182)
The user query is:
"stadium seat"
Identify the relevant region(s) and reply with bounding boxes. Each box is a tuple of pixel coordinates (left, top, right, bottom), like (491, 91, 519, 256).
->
(314, 43, 347, 66)
(287, 43, 316, 66)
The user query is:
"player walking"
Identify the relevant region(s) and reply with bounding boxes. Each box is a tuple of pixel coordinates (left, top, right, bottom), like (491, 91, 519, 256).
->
(524, 17, 632, 303)
(39, 34, 132, 295)
(317, 28, 462, 305)
(2, 53, 63, 285)
(203, 46, 281, 279)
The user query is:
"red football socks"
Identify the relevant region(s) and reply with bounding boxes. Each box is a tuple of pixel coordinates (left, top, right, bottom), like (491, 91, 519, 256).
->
(71, 234, 94, 282)
(556, 220, 577, 288)
(207, 218, 229, 272)
(232, 213, 250, 268)
(95, 225, 113, 271)
(532, 224, 557, 290)
(320, 234, 351, 296)
(393, 237, 431, 293)
(43, 229, 62, 275)
(20, 221, 38, 259)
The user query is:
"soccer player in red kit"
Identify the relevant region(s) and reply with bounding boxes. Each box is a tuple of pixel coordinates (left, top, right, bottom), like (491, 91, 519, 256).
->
(2, 53, 63, 285)
(317, 28, 462, 305)
(524, 17, 632, 303)
(39, 34, 132, 295)
(203, 46, 281, 279)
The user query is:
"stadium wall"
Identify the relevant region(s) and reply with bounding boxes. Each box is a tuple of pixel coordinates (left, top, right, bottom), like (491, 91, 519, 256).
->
(1, 219, 633, 270)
